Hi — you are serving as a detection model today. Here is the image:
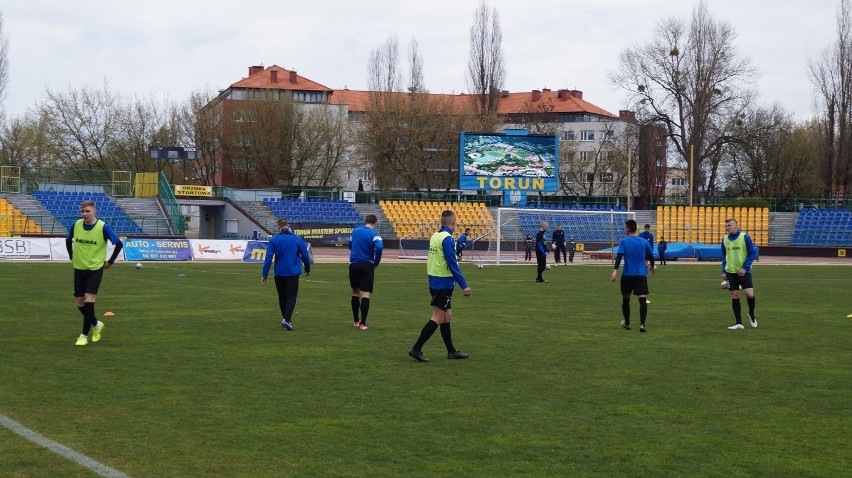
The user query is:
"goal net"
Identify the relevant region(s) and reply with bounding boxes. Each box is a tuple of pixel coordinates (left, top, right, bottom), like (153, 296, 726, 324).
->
(478, 207, 636, 265)
(397, 206, 634, 265)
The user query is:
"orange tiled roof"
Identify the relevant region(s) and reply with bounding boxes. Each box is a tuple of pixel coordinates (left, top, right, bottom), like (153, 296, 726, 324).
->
(329, 88, 616, 118)
(231, 65, 333, 92)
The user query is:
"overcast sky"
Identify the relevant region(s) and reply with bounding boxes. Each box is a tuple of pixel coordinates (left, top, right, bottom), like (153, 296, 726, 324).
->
(1, 0, 839, 121)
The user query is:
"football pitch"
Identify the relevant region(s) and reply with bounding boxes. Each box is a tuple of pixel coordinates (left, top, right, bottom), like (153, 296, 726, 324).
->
(1, 261, 850, 477)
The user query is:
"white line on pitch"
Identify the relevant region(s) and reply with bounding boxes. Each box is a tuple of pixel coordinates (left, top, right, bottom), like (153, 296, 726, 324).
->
(0, 413, 130, 478)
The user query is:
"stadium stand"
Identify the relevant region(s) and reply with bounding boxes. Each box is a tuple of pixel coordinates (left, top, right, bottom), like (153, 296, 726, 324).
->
(0, 197, 42, 235)
(791, 208, 852, 247)
(31, 191, 144, 235)
(516, 209, 631, 243)
(262, 198, 362, 225)
(656, 206, 769, 246)
(380, 200, 495, 239)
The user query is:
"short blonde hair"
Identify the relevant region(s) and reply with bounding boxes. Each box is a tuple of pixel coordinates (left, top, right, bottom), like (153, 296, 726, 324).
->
(79, 200, 96, 210)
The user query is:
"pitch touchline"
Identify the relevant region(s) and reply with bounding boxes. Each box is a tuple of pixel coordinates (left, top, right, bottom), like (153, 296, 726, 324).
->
(0, 412, 131, 478)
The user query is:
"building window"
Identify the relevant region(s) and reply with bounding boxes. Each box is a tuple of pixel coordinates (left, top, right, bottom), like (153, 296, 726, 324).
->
(655, 137, 663, 147)
(656, 156, 662, 167)
(584, 172, 595, 183)
(579, 151, 592, 162)
(599, 150, 609, 161)
(602, 130, 615, 140)
(562, 130, 575, 141)
(655, 176, 663, 186)
(599, 172, 613, 183)
(580, 130, 595, 141)
(671, 178, 685, 186)
(292, 91, 324, 103)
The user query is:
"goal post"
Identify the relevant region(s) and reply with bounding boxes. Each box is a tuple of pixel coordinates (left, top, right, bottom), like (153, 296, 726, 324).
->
(490, 207, 636, 265)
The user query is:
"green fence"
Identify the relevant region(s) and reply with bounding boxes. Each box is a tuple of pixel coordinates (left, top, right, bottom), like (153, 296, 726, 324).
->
(158, 172, 185, 235)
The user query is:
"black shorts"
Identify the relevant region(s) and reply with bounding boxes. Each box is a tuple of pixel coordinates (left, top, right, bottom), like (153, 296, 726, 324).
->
(429, 288, 454, 311)
(349, 261, 375, 292)
(620, 275, 649, 296)
(74, 268, 104, 297)
(725, 272, 754, 290)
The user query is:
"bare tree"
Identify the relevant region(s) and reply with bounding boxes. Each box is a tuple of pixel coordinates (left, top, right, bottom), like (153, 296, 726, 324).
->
(723, 106, 822, 207)
(466, 0, 505, 115)
(0, 110, 58, 168)
(39, 81, 121, 171)
(610, 1, 757, 199)
(808, 0, 852, 198)
(0, 10, 9, 119)
(181, 88, 223, 185)
(558, 122, 633, 197)
(362, 35, 500, 190)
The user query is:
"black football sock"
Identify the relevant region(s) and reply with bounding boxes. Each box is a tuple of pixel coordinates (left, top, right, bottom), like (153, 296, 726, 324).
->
(359, 298, 370, 324)
(732, 298, 742, 324)
(82, 302, 96, 335)
(439, 322, 456, 354)
(351, 296, 360, 322)
(77, 305, 86, 317)
(639, 297, 648, 326)
(622, 298, 630, 324)
(413, 320, 438, 351)
(747, 297, 755, 319)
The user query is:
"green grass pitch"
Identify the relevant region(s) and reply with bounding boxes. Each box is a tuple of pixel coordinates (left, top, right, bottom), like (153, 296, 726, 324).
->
(0, 261, 850, 477)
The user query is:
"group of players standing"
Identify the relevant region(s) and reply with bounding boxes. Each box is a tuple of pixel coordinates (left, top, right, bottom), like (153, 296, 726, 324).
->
(66, 202, 759, 352)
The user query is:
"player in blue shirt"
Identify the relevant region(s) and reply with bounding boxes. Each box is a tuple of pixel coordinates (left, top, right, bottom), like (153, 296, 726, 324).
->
(535, 221, 549, 283)
(409, 210, 471, 362)
(261, 218, 311, 331)
(720, 218, 759, 330)
(66, 200, 124, 346)
(610, 219, 655, 332)
(348, 214, 383, 330)
(638, 224, 654, 249)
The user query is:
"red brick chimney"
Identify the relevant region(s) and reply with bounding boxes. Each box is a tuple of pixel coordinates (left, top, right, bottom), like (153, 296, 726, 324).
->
(289, 71, 298, 84)
(619, 110, 637, 122)
(531, 89, 541, 101)
(568, 89, 583, 99)
(270, 68, 278, 83)
(557, 89, 569, 99)
(249, 65, 263, 76)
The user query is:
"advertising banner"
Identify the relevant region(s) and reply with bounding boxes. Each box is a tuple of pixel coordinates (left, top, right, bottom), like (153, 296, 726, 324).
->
(123, 238, 193, 261)
(190, 240, 248, 260)
(290, 224, 353, 245)
(243, 241, 269, 263)
(242, 240, 314, 264)
(49, 238, 124, 262)
(0, 237, 52, 260)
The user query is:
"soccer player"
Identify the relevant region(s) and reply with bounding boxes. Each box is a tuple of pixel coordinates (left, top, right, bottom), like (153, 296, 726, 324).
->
(610, 219, 655, 332)
(349, 214, 383, 330)
(535, 221, 549, 282)
(456, 227, 471, 261)
(568, 235, 576, 263)
(721, 218, 759, 330)
(657, 237, 668, 265)
(66, 200, 123, 346)
(408, 210, 471, 362)
(524, 234, 533, 262)
(638, 224, 655, 249)
(552, 225, 566, 265)
(261, 218, 311, 331)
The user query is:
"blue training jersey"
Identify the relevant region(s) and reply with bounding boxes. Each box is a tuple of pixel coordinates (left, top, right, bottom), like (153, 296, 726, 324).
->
(349, 225, 384, 266)
(617, 235, 653, 276)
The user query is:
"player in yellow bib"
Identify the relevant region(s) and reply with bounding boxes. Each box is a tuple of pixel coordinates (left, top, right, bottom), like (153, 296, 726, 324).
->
(408, 210, 471, 362)
(721, 218, 759, 330)
(66, 200, 123, 346)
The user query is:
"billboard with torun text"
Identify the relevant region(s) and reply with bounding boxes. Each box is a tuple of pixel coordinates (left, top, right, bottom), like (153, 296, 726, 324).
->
(460, 132, 558, 192)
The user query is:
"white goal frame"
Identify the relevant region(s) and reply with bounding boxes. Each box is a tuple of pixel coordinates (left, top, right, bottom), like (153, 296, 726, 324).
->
(486, 207, 636, 265)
